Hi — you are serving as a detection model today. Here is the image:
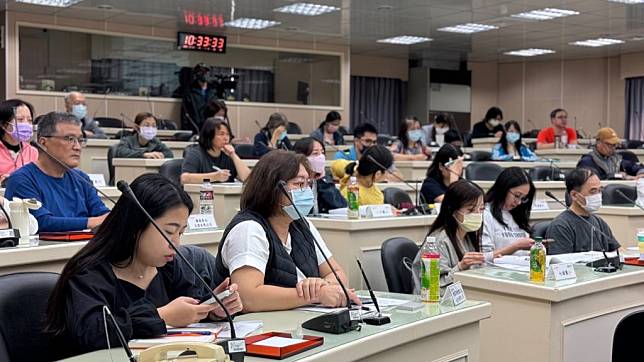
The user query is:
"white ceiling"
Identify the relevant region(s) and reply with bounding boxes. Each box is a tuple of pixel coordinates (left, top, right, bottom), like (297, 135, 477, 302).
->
(8, 0, 644, 65)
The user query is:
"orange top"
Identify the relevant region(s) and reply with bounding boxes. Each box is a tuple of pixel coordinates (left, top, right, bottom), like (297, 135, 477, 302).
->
(536, 127, 577, 145)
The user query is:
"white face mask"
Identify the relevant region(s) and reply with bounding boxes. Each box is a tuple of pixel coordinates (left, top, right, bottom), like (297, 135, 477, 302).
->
(435, 126, 449, 135)
(582, 193, 602, 213)
(488, 119, 501, 127)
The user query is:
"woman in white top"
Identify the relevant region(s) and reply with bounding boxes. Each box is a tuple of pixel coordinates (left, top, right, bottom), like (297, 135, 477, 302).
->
(482, 167, 536, 261)
(214, 150, 360, 312)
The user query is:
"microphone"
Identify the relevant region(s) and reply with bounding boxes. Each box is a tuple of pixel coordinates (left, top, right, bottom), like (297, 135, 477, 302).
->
(365, 154, 427, 215)
(276, 180, 361, 334)
(102, 305, 136, 362)
(184, 112, 201, 135)
(116, 181, 245, 361)
(32, 142, 117, 206)
(355, 258, 390, 325)
(545, 191, 619, 272)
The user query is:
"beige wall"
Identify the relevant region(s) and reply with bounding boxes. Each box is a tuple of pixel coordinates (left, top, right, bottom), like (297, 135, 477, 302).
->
(351, 54, 408, 81)
(5, 11, 350, 139)
(470, 56, 627, 138)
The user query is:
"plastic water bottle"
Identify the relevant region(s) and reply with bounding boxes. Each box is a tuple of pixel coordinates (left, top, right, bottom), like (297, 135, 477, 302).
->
(530, 237, 547, 282)
(420, 236, 440, 302)
(200, 179, 214, 216)
(347, 176, 360, 219)
(638, 229, 644, 261)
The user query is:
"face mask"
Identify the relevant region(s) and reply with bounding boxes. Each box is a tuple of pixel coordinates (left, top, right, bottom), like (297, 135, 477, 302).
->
(71, 104, 87, 120)
(10, 122, 33, 142)
(456, 211, 483, 232)
(435, 127, 449, 135)
(307, 154, 326, 178)
(408, 129, 424, 142)
(488, 119, 501, 127)
(506, 132, 520, 143)
(278, 131, 287, 141)
(282, 187, 315, 220)
(582, 193, 602, 213)
(197, 74, 208, 83)
(140, 126, 157, 141)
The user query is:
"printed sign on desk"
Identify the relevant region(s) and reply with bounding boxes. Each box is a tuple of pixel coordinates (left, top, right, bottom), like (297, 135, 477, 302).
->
(441, 282, 466, 306)
(188, 214, 217, 230)
(87, 174, 106, 187)
(550, 263, 576, 281)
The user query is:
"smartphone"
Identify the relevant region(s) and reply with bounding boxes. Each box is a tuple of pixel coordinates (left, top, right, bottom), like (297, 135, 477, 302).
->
(200, 289, 232, 305)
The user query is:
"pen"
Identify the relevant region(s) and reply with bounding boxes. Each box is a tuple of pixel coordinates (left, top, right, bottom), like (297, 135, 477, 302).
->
(212, 165, 222, 171)
(167, 331, 213, 336)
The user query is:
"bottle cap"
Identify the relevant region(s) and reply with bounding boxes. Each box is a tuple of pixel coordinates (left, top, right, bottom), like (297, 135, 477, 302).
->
(535, 236, 543, 243)
(203, 179, 211, 183)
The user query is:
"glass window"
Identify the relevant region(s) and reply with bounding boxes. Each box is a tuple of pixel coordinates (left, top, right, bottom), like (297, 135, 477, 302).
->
(18, 26, 341, 106)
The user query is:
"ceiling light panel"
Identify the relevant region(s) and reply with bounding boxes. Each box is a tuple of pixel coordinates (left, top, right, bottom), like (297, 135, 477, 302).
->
(273, 2, 340, 16)
(608, 0, 644, 4)
(16, 0, 83, 7)
(438, 23, 498, 34)
(225, 18, 281, 29)
(377, 36, 432, 45)
(504, 48, 555, 57)
(511, 8, 579, 21)
(570, 38, 624, 47)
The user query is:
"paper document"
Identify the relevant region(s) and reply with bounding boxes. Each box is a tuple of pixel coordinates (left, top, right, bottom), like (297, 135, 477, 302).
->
(129, 335, 215, 348)
(188, 320, 263, 339)
(253, 336, 307, 348)
(358, 296, 409, 307)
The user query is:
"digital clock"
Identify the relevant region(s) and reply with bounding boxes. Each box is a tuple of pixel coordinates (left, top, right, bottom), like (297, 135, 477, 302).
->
(177, 32, 227, 53)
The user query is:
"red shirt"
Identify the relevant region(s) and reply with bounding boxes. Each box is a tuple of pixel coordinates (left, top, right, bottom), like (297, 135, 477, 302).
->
(536, 127, 577, 145)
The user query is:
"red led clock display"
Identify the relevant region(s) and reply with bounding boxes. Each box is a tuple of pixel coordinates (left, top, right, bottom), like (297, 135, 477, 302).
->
(177, 32, 226, 53)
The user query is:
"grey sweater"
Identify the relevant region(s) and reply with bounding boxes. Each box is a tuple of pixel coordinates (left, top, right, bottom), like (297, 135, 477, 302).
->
(545, 209, 620, 255)
(411, 229, 478, 295)
(113, 134, 173, 159)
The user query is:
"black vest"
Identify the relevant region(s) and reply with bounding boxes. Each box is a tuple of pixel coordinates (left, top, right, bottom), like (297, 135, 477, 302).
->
(215, 210, 320, 288)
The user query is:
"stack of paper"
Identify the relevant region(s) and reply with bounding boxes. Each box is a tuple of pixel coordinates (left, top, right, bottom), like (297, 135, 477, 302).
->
(188, 320, 263, 339)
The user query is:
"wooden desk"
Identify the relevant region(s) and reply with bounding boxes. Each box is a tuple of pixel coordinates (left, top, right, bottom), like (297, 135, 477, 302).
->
(394, 160, 578, 181)
(81, 139, 193, 174)
(101, 127, 184, 140)
(0, 229, 222, 276)
(455, 265, 644, 362)
(475, 180, 635, 202)
(0, 186, 120, 210)
(596, 206, 644, 247)
(184, 183, 243, 226)
(536, 148, 644, 162)
(471, 137, 500, 149)
(61, 295, 490, 362)
(112, 158, 175, 184)
(326, 145, 351, 160)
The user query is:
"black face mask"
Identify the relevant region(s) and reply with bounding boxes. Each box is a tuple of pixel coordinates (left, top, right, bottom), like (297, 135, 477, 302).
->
(196, 74, 208, 83)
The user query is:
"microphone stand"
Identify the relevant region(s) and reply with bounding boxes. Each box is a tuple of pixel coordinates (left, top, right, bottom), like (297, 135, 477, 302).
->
(277, 181, 361, 334)
(102, 306, 136, 362)
(117, 181, 245, 361)
(545, 191, 618, 272)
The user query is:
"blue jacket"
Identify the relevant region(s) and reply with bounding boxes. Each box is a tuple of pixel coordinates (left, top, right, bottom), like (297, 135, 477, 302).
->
(491, 143, 538, 161)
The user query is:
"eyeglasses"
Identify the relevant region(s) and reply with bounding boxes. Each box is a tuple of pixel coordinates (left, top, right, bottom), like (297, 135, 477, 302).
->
(44, 135, 87, 146)
(286, 177, 313, 189)
(358, 138, 377, 147)
(509, 191, 530, 204)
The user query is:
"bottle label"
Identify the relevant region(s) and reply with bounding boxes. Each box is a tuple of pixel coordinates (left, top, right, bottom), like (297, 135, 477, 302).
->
(348, 191, 359, 210)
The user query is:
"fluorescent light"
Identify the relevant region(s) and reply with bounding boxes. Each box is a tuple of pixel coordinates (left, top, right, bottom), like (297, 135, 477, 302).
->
(511, 8, 579, 21)
(377, 35, 432, 45)
(570, 38, 624, 47)
(608, 0, 644, 4)
(274, 2, 340, 16)
(438, 23, 498, 34)
(15, 0, 82, 7)
(225, 18, 281, 29)
(504, 48, 555, 57)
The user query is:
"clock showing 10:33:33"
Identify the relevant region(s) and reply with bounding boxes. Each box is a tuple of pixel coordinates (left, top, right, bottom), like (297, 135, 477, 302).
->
(177, 31, 227, 53)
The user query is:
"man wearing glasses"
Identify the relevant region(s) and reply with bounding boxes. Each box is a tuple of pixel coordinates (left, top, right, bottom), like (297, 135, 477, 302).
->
(577, 127, 644, 180)
(546, 168, 620, 255)
(536, 108, 578, 150)
(5, 112, 109, 232)
(333, 123, 378, 161)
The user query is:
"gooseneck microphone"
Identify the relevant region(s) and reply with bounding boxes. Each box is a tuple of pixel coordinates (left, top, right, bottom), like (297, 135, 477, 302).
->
(116, 181, 245, 361)
(102, 305, 136, 362)
(366, 154, 427, 214)
(277, 180, 361, 334)
(545, 191, 618, 272)
(32, 142, 118, 206)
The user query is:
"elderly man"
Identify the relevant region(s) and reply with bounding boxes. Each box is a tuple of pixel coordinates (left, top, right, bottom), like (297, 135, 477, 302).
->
(577, 127, 644, 180)
(536, 108, 578, 149)
(5, 112, 109, 232)
(64, 91, 106, 139)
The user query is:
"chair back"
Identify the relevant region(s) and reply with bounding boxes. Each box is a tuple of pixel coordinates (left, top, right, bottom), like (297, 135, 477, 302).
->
(602, 184, 636, 205)
(383, 187, 413, 209)
(531, 221, 551, 239)
(468, 150, 491, 161)
(286, 122, 302, 135)
(159, 159, 183, 185)
(94, 117, 124, 128)
(0, 272, 59, 362)
(465, 162, 503, 181)
(613, 311, 644, 361)
(234, 144, 256, 159)
(381, 237, 419, 294)
(529, 166, 563, 181)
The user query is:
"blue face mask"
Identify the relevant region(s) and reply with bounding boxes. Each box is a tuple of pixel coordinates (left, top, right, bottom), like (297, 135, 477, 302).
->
(71, 104, 87, 120)
(506, 132, 520, 143)
(278, 131, 287, 141)
(282, 187, 315, 220)
(407, 129, 424, 142)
